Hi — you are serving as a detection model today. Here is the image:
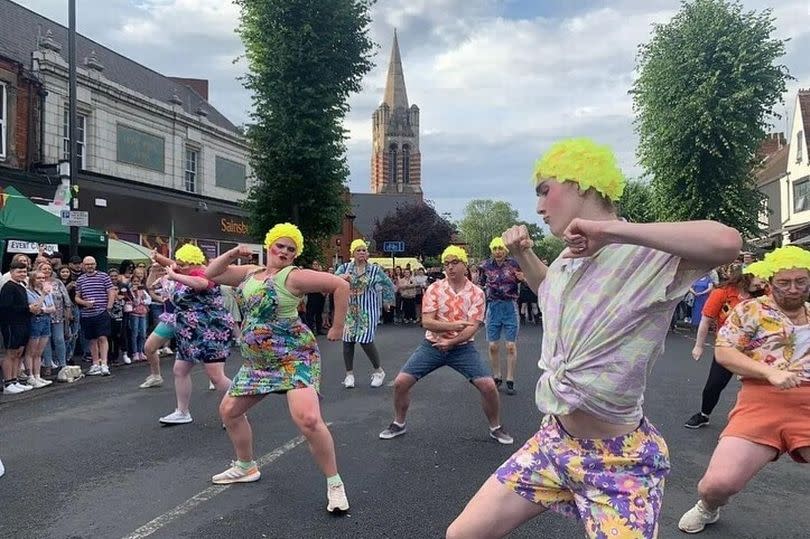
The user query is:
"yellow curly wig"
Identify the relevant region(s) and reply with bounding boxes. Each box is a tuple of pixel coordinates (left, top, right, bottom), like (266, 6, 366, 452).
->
(174, 244, 206, 266)
(533, 138, 626, 202)
(743, 260, 772, 279)
(264, 223, 304, 256)
(350, 239, 369, 253)
(762, 246, 810, 276)
(489, 237, 507, 251)
(441, 245, 468, 264)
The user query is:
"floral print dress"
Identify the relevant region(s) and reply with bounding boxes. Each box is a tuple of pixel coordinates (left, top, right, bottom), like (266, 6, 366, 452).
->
(228, 266, 322, 396)
(172, 280, 235, 363)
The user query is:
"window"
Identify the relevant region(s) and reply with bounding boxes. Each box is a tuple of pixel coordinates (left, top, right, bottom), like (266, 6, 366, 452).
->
(388, 143, 398, 183)
(63, 109, 86, 169)
(215, 156, 246, 192)
(758, 195, 770, 229)
(184, 147, 198, 193)
(794, 178, 810, 213)
(402, 145, 410, 184)
(0, 82, 6, 159)
(798, 131, 804, 163)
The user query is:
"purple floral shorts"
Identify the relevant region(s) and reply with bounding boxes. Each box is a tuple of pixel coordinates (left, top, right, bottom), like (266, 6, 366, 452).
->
(495, 415, 670, 539)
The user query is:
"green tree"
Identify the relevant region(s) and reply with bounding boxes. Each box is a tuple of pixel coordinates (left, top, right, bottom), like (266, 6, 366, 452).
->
(371, 202, 455, 258)
(458, 200, 519, 259)
(618, 179, 658, 223)
(534, 236, 566, 263)
(632, 0, 790, 238)
(237, 0, 376, 261)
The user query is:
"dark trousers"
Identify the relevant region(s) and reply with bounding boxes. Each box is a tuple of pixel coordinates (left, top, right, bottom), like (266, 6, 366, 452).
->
(305, 294, 325, 334)
(700, 356, 734, 415)
(108, 319, 123, 362)
(402, 297, 417, 321)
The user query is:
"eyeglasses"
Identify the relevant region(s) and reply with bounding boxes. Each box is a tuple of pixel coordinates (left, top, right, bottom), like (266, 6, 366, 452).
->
(771, 279, 810, 291)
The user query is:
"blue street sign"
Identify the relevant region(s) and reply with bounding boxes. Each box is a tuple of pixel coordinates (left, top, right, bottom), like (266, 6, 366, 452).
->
(383, 241, 405, 253)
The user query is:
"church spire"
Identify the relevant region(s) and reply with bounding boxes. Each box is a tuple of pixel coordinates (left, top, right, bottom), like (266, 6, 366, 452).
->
(383, 29, 409, 110)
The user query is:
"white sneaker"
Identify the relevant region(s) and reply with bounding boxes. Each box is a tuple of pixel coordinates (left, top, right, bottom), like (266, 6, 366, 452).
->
(342, 373, 355, 389)
(14, 382, 32, 392)
(159, 409, 193, 425)
(212, 461, 261, 484)
(100, 365, 110, 376)
(678, 500, 720, 534)
(27, 375, 46, 389)
(139, 375, 164, 389)
(370, 370, 386, 388)
(161, 347, 174, 356)
(208, 380, 216, 391)
(123, 353, 132, 365)
(36, 376, 53, 387)
(86, 365, 102, 376)
(3, 383, 25, 395)
(327, 482, 350, 512)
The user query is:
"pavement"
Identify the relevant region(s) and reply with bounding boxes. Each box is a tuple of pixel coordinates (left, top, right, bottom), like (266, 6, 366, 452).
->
(0, 324, 807, 539)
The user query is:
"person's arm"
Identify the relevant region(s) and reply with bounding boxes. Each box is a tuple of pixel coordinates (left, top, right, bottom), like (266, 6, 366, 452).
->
(692, 316, 715, 360)
(151, 251, 175, 268)
(716, 346, 802, 389)
(166, 266, 210, 292)
(438, 320, 481, 348)
(375, 268, 396, 306)
(421, 310, 475, 333)
(205, 246, 258, 287)
(502, 225, 549, 295)
(107, 285, 117, 311)
(73, 280, 93, 308)
(564, 219, 741, 269)
(285, 269, 349, 340)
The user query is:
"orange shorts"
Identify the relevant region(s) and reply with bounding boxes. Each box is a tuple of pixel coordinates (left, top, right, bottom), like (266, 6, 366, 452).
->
(721, 380, 810, 463)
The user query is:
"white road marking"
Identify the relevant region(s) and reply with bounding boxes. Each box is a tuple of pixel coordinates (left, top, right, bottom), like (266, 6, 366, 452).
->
(121, 430, 316, 539)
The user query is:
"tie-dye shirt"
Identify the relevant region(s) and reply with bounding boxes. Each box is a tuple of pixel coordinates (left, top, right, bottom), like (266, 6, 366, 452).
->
(422, 278, 486, 343)
(536, 244, 703, 424)
(716, 296, 810, 381)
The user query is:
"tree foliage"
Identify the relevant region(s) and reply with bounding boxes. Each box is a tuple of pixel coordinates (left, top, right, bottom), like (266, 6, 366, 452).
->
(458, 200, 520, 259)
(618, 179, 658, 224)
(632, 0, 790, 238)
(533, 236, 566, 264)
(237, 0, 376, 261)
(371, 202, 455, 258)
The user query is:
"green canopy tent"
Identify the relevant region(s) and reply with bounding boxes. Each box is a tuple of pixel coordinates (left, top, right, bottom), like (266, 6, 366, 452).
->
(108, 239, 152, 264)
(0, 185, 108, 269)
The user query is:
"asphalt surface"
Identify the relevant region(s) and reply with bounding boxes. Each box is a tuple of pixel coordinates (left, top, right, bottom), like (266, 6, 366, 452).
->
(0, 324, 807, 539)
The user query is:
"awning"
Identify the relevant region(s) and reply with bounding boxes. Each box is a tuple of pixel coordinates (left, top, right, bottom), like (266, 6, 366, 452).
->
(108, 239, 152, 262)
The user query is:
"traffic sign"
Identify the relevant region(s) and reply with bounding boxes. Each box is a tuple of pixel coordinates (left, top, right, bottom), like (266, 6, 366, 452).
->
(61, 210, 89, 227)
(383, 241, 405, 253)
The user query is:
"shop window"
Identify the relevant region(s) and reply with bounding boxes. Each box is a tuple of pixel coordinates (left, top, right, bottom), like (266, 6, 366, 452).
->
(185, 147, 199, 193)
(794, 177, 810, 213)
(63, 109, 86, 169)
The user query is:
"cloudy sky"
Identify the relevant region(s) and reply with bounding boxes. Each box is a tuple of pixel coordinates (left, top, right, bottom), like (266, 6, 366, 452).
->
(16, 0, 810, 222)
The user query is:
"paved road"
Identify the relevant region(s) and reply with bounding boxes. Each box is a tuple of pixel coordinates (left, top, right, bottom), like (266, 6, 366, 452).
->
(0, 324, 806, 539)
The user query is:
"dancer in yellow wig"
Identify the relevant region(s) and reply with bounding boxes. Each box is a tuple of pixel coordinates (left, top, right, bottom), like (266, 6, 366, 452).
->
(447, 138, 741, 539)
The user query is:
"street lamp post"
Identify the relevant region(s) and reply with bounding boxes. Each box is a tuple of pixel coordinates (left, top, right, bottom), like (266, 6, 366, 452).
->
(67, 0, 79, 257)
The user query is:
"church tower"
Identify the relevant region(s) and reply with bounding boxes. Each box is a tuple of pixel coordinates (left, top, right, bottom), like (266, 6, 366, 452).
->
(371, 31, 422, 194)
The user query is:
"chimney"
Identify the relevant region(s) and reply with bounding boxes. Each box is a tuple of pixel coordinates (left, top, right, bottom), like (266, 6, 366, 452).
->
(169, 77, 209, 100)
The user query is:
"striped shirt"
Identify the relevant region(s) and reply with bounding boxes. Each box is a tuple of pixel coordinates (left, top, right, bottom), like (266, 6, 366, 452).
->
(76, 271, 114, 318)
(335, 262, 395, 343)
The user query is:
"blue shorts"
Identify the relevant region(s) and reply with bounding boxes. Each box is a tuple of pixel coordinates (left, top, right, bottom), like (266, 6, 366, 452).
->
(485, 300, 519, 342)
(152, 322, 175, 340)
(30, 315, 52, 338)
(401, 340, 492, 381)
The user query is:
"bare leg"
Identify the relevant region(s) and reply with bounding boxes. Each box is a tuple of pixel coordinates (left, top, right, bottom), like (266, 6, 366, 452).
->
(288, 387, 338, 476)
(31, 338, 47, 377)
(23, 339, 35, 374)
(203, 362, 231, 392)
(447, 476, 548, 539)
(698, 436, 778, 510)
(98, 337, 109, 367)
(2, 349, 22, 381)
(220, 394, 265, 461)
(144, 333, 167, 377)
(505, 342, 517, 382)
(393, 373, 417, 424)
(795, 446, 810, 463)
(172, 360, 194, 413)
(89, 338, 100, 367)
(488, 342, 501, 380)
(472, 377, 501, 428)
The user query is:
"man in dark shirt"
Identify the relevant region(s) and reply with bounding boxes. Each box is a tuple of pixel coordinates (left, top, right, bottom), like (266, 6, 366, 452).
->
(1, 261, 38, 394)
